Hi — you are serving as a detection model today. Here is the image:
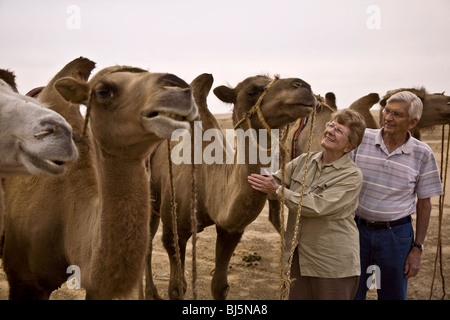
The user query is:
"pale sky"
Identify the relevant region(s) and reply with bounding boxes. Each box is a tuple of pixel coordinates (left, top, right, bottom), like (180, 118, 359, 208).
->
(1, 0, 449, 114)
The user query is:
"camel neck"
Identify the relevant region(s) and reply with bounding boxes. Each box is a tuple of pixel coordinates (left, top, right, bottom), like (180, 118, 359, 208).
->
(91, 149, 150, 297)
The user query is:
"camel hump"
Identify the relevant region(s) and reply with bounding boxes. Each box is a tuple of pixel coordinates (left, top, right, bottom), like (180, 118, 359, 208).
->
(190, 73, 221, 130)
(37, 57, 95, 103)
(52, 57, 96, 83)
(325, 92, 337, 109)
(349, 93, 380, 110)
(0, 69, 18, 92)
(190, 73, 213, 112)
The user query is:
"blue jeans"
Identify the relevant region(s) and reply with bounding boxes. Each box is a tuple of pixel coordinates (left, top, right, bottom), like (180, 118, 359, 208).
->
(354, 219, 414, 300)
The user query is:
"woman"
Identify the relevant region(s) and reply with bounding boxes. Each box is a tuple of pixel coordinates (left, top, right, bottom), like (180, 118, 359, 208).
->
(247, 108, 366, 300)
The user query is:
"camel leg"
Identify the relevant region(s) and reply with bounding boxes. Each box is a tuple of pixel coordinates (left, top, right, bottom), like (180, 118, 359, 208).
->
(162, 224, 188, 300)
(144, 212, 163, 300)
(8, 278, 50, 300)
(268, 198, 282, 233)
(212, 226, 243, 300)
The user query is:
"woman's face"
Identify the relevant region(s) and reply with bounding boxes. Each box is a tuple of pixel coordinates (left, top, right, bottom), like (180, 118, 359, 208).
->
(321, 121, 354, 154)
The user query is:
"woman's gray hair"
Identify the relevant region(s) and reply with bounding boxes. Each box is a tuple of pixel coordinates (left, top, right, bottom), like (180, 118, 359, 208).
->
(331, 108, 366, 149)
(386, 91, 423, 121)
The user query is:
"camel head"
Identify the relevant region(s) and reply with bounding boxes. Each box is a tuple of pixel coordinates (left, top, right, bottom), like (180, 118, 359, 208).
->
(0, 77, 78, 176)
(380, 87, 450, 137)
(214, 75, 316, 129)
(54, 66, 198, 158)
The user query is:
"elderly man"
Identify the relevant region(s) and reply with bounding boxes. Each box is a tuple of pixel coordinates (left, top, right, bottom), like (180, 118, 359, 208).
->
(351, 91, 443, 300)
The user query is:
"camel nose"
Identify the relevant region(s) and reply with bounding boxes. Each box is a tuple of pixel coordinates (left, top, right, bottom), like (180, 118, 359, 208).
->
(35, 118, 72, 140)
(159, 73, 191, 93)
(291, 79, 312, 92)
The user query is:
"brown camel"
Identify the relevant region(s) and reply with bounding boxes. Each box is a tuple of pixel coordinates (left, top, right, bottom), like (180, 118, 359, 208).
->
(1, 57, 198, 300)
(144, 74, 316, 300)
(379, 87, 450, 139)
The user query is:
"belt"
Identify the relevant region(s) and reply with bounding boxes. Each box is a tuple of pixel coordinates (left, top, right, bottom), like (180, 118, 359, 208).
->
(355, 215, 411, 230)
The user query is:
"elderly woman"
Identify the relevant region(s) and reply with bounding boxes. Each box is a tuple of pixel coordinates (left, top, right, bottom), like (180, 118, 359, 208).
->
(248, 108, 366, 300)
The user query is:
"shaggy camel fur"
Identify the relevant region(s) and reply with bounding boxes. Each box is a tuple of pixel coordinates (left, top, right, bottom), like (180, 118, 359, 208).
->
(379, 87, 450, 140)
(2, 57, 198, 300)
(144, 74, 316, 300)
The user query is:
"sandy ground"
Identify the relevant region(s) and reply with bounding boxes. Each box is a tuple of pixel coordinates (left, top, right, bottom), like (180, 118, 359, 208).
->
(0, 113, 449, 300)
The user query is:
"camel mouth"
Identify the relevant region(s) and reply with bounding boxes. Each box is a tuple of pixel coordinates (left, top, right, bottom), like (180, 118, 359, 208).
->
(142, 111, 190, 122)
(18, 142, 70, 175)
(140, 111, 198, 139)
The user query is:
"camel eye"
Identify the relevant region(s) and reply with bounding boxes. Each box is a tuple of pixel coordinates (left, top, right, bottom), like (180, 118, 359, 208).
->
(246, 87, 266, 97)
(96, 87, 113, 99)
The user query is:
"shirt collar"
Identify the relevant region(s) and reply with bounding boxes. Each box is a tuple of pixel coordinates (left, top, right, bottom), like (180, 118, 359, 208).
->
(375, 127, 413, 154)
(315, 150, 352, 169)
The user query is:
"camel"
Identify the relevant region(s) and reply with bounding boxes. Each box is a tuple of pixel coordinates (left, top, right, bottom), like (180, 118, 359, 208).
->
(379, 87, 450, 139)
(1, 57, 198, 300)
(0, 70, 78, 176)
(0, 69, 78, 257)
(144, 74, 317, 300)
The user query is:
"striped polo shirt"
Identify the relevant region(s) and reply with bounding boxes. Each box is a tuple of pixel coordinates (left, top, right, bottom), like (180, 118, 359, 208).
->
(351, 128, 443, 221)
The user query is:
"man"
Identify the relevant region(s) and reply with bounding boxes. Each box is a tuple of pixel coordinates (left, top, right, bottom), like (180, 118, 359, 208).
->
(351, 91, 443, 300)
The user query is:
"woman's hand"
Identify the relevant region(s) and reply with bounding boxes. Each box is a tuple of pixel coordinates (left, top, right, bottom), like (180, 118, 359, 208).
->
(247, 169, 280, 194)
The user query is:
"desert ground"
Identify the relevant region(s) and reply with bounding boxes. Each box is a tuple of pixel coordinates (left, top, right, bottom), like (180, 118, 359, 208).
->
(0, 112, 449, 300)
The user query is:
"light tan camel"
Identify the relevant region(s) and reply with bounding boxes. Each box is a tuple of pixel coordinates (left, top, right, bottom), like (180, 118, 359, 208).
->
(1, 57, 198, 300)
(379, 87, 450, 139)
(144, 74, 316, 300)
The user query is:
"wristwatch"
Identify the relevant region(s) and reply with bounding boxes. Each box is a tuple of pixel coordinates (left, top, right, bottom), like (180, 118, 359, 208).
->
(412, 243, 424, 251)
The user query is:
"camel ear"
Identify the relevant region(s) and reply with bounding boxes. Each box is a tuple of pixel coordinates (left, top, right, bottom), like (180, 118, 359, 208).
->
(213, 85, 236, 104)
(54, 77, 90, 104)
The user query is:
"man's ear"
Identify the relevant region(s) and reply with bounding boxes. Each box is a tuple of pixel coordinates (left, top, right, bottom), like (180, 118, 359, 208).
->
(408, 118, 419, 131)
(54, 77, 90, 104)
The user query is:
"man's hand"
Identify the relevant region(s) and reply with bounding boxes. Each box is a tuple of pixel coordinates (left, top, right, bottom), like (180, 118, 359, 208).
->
(404, 248, 422, 279)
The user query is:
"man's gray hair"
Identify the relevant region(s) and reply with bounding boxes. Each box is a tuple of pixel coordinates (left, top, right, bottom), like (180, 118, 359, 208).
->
(386, 91, 423, 121)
